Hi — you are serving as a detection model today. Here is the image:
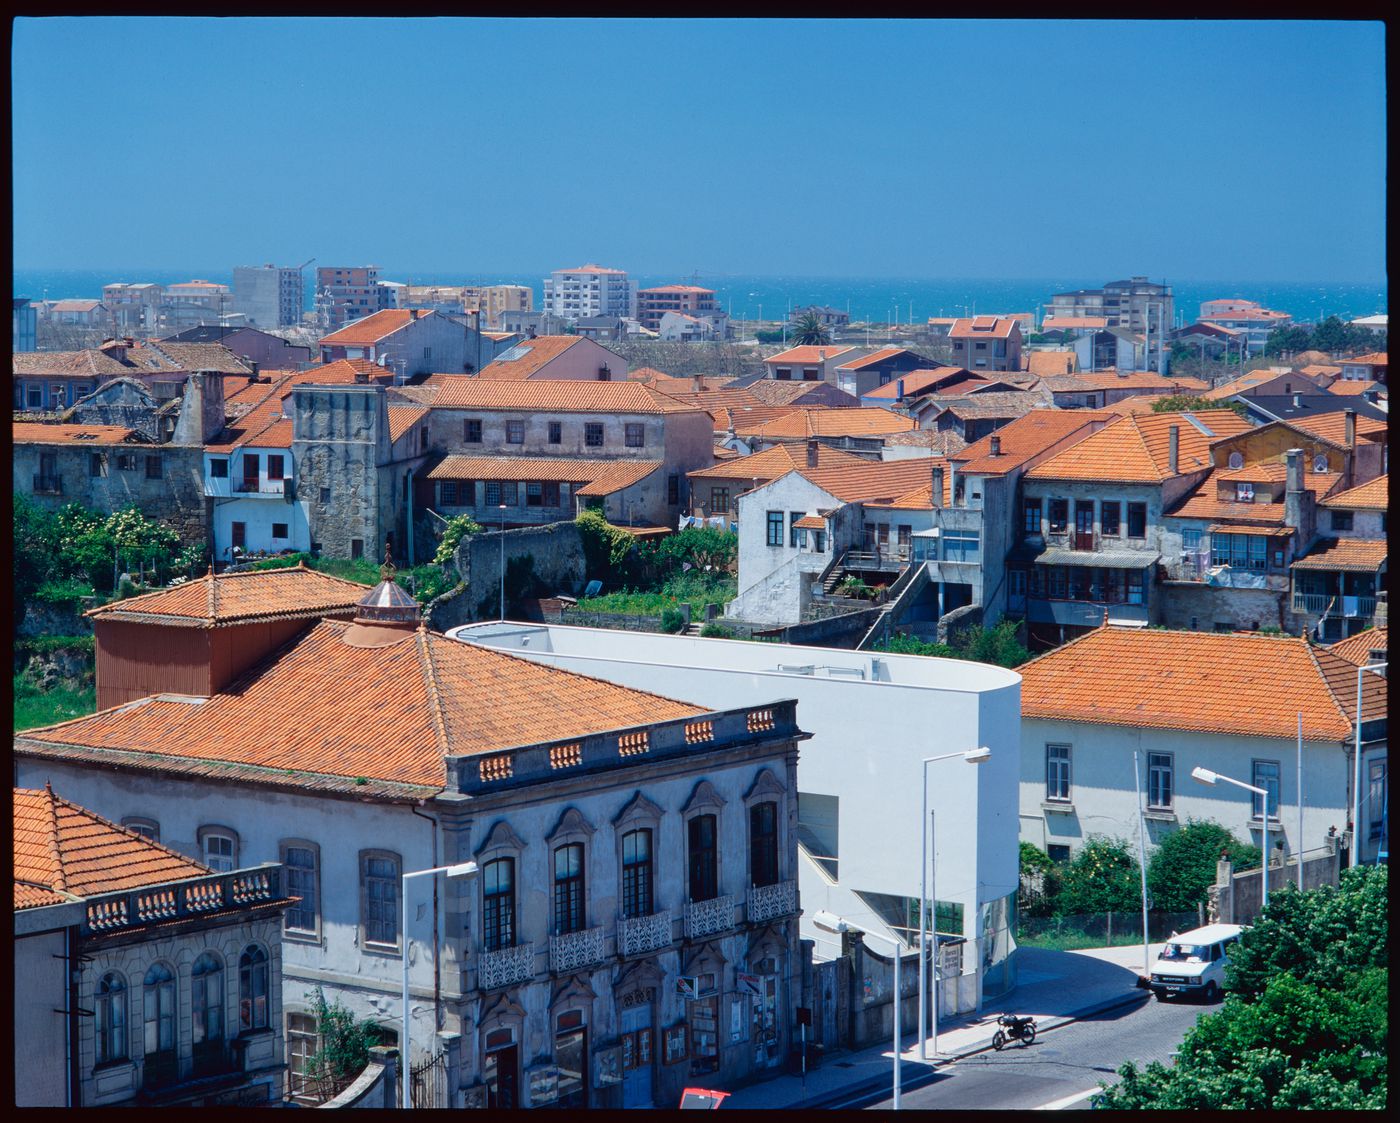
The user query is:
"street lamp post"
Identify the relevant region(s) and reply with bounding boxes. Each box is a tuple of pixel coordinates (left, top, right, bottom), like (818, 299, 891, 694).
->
(812, 911, 902, 1109)
(1191, 767, 1269, 917)
(919, 746, 990, 1060)
(498, 503, 508, 621)
(400, 861, 478, 1110)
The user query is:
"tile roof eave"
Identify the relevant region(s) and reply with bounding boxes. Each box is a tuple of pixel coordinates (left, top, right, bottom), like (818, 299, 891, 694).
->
(1020, 706, 1351, 743)
(85, 605, 357, 628)
(12, 739, 444, 803)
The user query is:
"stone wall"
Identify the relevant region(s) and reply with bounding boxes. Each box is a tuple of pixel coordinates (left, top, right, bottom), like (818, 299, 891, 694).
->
(428, 521, 586, 631)
(1158, 581, 1295, 634)
(292, 385, 389, 560)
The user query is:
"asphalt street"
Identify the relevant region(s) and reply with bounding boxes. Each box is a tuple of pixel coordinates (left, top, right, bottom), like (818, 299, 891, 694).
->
(854, 993, 1208, 1111)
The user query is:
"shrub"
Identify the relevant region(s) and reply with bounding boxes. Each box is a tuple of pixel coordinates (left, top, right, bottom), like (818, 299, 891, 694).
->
(1147, 819, 1261, 912)
(1018, 841, 1061, 918)
(660, 606, 686, 634)
(700, 621, 735, 639)
(1057, 836, 1142, 916)
(576, 509, 642, 585)
(301, 986, 384, 1102)
(434, 513, 484, 568)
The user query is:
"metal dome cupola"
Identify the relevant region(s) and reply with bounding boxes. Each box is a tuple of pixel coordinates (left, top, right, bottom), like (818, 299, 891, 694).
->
(353, 545, 421, 628)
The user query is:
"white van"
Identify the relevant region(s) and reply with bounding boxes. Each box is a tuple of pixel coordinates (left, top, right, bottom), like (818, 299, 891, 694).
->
(1148, 923, 1245, 1002)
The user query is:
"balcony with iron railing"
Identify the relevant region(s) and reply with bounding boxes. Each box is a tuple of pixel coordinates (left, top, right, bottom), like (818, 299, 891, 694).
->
(685, 894, 738, 940)
(232, 477, 287, 496)
(618, 911, 674, 958)
(549, 926, 606, 974)
(478, 942, 536, 990)
(746, 880, 798, 925)
(82, 864, 282, 937)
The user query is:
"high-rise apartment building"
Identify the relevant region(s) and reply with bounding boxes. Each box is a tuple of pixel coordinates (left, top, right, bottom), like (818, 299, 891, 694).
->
(1048, 277, 1174, 365)
(463, 284, 533, 328)
(314, 266, 394, 332)
(635, 284, 718, 333)
(543, 264, 636, 322)
(160, 280, 232, 333)
(233, 264, 304, 327)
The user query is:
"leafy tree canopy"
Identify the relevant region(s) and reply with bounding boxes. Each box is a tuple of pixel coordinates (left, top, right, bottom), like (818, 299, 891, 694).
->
(789, 310, 832, 346)
(1057, 836, 1142, 916)
(1146, 819, 1260, 912)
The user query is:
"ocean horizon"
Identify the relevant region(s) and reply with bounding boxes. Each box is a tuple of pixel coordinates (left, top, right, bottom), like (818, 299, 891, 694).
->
(12, 267, 1387, 328)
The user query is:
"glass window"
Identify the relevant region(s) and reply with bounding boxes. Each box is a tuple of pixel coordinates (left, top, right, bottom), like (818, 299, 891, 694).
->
(209, 458, 229, 479)
(283, 843, 319, 935)
(526, 481, 543, 507)
(1251, 760, 1281, 820)
(1247, 536, 1267, 571)
(789, 511, 806, 548)
(465, 418, 482, 443)
(1182, 528, 1203, 556)
(1046, 744, 1071, 801)
(553, 843, 585, 935)
(506, 420, 525, 444)
(439, 480, 458, 506)
(688, 814, 719, 902)
(362, 852, 400, 947)
(1127, 569, 1145, 605)
(625, 423, 645, 448)
(943, 530, 980, 562)
(1100, 501, 1121, 537)
(143, 963, 177, 1064)
(766, 511, 784, 547)
(272, 522, 289, 539)
(542, 481, 560, 507)
(239, 946, 269, 1031)
(121, 817, 159, 842)
(621, 829, 653, 918)
(483, 858, 515, 951)
(585, 423, 604, 447)
(548, 421, 562, 444)
(287, 1014, 318, 1098)
(485, 480, 501, 507)
(95, 972, 128, 1065)
(144, 454, 164, 480)
(1048, 499, 1068, 533)
(750, 802, 779, 888)
(501, 480, 518, 506)
(266, 454, 285, 480)
(191, 952, 224, 1057)
(710, 487, 729, 514)
(89, 452, 107, 478)
(1148, 752, 1173, 809)
(1332, 510, 1353, 533)
(668, 474, 680, 505)
(1023, 498, 1041, 537)
(1127, 502, 1147, 538)
(201, 829, 237, 872)
(1367, 761, 1387, 840)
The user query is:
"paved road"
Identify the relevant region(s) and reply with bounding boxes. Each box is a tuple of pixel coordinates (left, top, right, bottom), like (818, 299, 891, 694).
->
(854, 994, 1208, 1111)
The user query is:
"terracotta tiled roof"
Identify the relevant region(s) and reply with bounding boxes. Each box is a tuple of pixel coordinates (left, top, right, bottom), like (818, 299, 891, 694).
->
(12, 422, 141, 445)
(863, 368, 983, 400)
(427, 378, 701, 415)
(713, 405, 810, 435)
(651, 387, 798, 424)
(1019, 626, 1379, 741)
(713, 445, 741, 460)
(1285, 412, 1388, 445)
(1299, 365, 1343, 381)
(1291, 536, 1388, 573)
(1321, 475, 1389, 510)
(864, 465, 954, 510)
(1325, 627, 1387, 667)
(1342, 352, 1386, 365)
(149, 342, 255, 376)
(476, 336, 587, 380)
(1326, 380, 1382, 397)
(319, 309, 427, 345)
(637, 284, 714, 294)
(85, 564, 370, 627)
(1071, 372, 1210, 392)
(785, 458, 949, 504)
(688, 443, 866, 482)
(880, 428, 969, 454)
(743, 380, 859, 407)
(792, 515, 827, 530)
(301, 357, 397, 384)
(950, 316, 1017, 339)
(388, 404, 430, 441)
(1202, 308, 1290, 322)
(749, 408, 915, 440)
(14, 785, 211, 909)
(14, 349, 130, 377)
(927, 391, 1053, 420)
(17, 621, 706, 793)
(429, 455, 662, 495)
(1027, 351, 1078, 377)
(1100, 395, 1169, 415)
(764, 345, 858, 365)
(951, 409, 1113, 476)
(835, 347, 913, 370)
(1025, 411, 1254, 484)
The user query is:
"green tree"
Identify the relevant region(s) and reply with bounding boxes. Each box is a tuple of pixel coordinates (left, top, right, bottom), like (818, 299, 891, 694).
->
(789, 310, 832, 346)
(1264, 324, 1313, 356)
(302, 986, 384, 1101)
(433, 512, 484, 567)
(1309, 316, 1351, 355)
(14, 494, 57, 617)
(648, 526, 737, 577)
(1146, 819, 1261, 912)
(959, 619, 1032, 669)
(1151, 393, 1247, 417)
(1018, 841, 1061, 918)
(1057, 836, 1142, 916)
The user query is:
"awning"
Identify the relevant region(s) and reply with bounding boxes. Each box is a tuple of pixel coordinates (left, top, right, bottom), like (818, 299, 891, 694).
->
(1034, 547, 1160, 569)
(1207, 524, 1294, 538)
(1292, 537, 1387, 573)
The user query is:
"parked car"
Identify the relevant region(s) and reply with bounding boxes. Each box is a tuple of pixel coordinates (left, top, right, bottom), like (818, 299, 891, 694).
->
(1148, 923, 1245, 1002)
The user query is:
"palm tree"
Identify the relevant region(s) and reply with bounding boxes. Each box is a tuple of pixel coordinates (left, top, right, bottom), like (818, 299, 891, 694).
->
(790, 310, 832, 346)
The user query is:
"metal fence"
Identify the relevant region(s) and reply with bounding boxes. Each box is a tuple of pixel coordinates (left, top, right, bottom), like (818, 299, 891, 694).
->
(410, 1048, 448, 1109)
(1018, 909, 1203, 949)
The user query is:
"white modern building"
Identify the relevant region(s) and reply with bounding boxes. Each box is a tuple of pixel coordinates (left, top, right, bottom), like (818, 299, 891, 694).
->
(543, 264, 637, 323)
(233, 265, 304, 328)
(447, 622, 1023, 1009)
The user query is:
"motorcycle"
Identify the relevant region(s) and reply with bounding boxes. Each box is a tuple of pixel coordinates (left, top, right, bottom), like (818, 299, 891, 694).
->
(991, 1013, 1037, 1050)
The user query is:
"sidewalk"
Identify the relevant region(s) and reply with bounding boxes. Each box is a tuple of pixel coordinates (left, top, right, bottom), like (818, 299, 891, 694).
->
(725, 945, 1150, 1109)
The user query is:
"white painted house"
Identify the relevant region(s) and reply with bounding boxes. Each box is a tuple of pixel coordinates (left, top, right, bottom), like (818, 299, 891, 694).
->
(447, 622, 1023, 1010)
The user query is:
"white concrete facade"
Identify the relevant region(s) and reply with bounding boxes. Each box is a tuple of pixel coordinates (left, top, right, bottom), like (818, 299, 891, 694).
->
(543, 266, 637, 322)
(205, 447, 311, 562)
(446, 622, 1024, 1002)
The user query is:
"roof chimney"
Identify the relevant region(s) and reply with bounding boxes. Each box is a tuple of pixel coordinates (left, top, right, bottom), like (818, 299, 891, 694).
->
(896, 378, 905, 402)
(990, 434, 1002, 457)
(1344, 408, 1356, 448)
(1168, 424, 1179, 475)
(818, 348, 826, 361)
(1292, 393, 1301, 408)
(411, 308, 420, 320)
(806, 438, 819, 468)
(692, 374, 703, 393)
(931, 465, 944, 508)
(1285, 447, 1304, 494)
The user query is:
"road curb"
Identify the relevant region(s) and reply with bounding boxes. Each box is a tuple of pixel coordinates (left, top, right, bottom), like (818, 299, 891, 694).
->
(800, 988, 1150, 1110)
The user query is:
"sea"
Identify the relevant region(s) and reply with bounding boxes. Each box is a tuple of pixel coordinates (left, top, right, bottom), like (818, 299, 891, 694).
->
(11, 267, 1387, 328)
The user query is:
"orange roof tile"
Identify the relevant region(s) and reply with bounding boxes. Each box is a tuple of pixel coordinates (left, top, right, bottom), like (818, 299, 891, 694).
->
(1019, 626, 1379, 741)
(1326, 379, 1382, 396)
(427, 378, 701, 415)
(863, 368, 983, 400)
(1291, 536, 1388, 573)
(951, 409, 1114, 476)
(1341, 352, 1386, 365)
(749, 408, 916, 440)
(865, 467, 954, 510)
(388, 404, 430, 441)
(1025, 411, 1254, 484)
(1321, 475, 1389, 510)
(319, 309, 427, 346)
(17, 621, 706, 793)
(783, 458, 948, 504)
(764, 345, 858, 365)
(950, 316, 1018, 339)
(14, 785, 211, 908)
(476, 336, 587, 380)
(792, 515, 827, 530)
(688, 443, 866, 483)
(1100, 395, 1169, 415)
(835, 347, 913, 370)
(1026, 351, 1078, 377)
(573, 460, 664, 496)
(1325, 627, 1387, 667)
(1072, 372, 1210, 392)
(85, 564, 369, 627)
(1286, 412, 1388, 445)
(428, 455, 662, 495)
(743, 380, 860, 407)
(1299, 364, 1343, 380)
(12, 423, 140, 445)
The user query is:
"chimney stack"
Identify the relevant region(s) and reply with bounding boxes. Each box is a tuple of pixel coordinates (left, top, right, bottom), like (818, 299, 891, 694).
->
(990, 434, 1002, 457)
(896, 378, 905, 402)
(1168, 424, 1179, 475)
(1344, 408, 1356, 448)
(1284, 447, 1315, 542)
(818, 348, 826, 362)
(692, 374, 703, 393)
(1285, 447, 1303, 494)
(806, 439, 820, 468)
(931, 464, 944, 508)
(1292, 393, 1302, 408)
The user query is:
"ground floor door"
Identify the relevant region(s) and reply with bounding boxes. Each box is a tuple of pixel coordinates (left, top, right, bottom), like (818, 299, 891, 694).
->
(485, 1043, 519, 1109)
(620, 1003, 655, 1108)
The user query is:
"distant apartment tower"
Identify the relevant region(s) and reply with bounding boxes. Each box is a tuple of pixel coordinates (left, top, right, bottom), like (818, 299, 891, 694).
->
(315, 266, 393, 331)
(635, 284, 718, 332)
(160, 280, 232, 333)
(543, 263, 637, 322)
(101, 283, 165, 335)
(1048, 277, 1173, 363)
(464, 284, 533, 328)
(13, 298, 37, 352)
(233, 264, 304, 327)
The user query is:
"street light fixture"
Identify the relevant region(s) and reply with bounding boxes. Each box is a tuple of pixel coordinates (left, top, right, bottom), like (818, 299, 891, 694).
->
(1353, 662, 1386, 868)
(400, 861, 478, 1110)
(498, 503, 508, 621)
(811, 911, 902, 1110)
(1191, 766, 1269, 917)
(919, 746, 990, 1060)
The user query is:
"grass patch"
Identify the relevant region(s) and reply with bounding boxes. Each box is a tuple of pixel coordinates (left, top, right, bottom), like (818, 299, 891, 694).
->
(577, 590, 677, 616)
(34, 577, 97, 606)
(13, 677, 96, 732)
(15, 634, 95, 656)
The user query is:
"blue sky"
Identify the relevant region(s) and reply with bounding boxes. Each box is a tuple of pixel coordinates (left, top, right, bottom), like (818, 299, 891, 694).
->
(11, 18, 1387, 281)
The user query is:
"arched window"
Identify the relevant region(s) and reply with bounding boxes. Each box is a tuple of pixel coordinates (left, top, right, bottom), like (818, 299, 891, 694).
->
(482, 858, 515, 951)
(621, 829, 653, 918)
(142, 963, 177, 1087)
(239, 945, 269, 1031)
(94, 972, 127, 1065)
(191, 953, 224, 1071)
